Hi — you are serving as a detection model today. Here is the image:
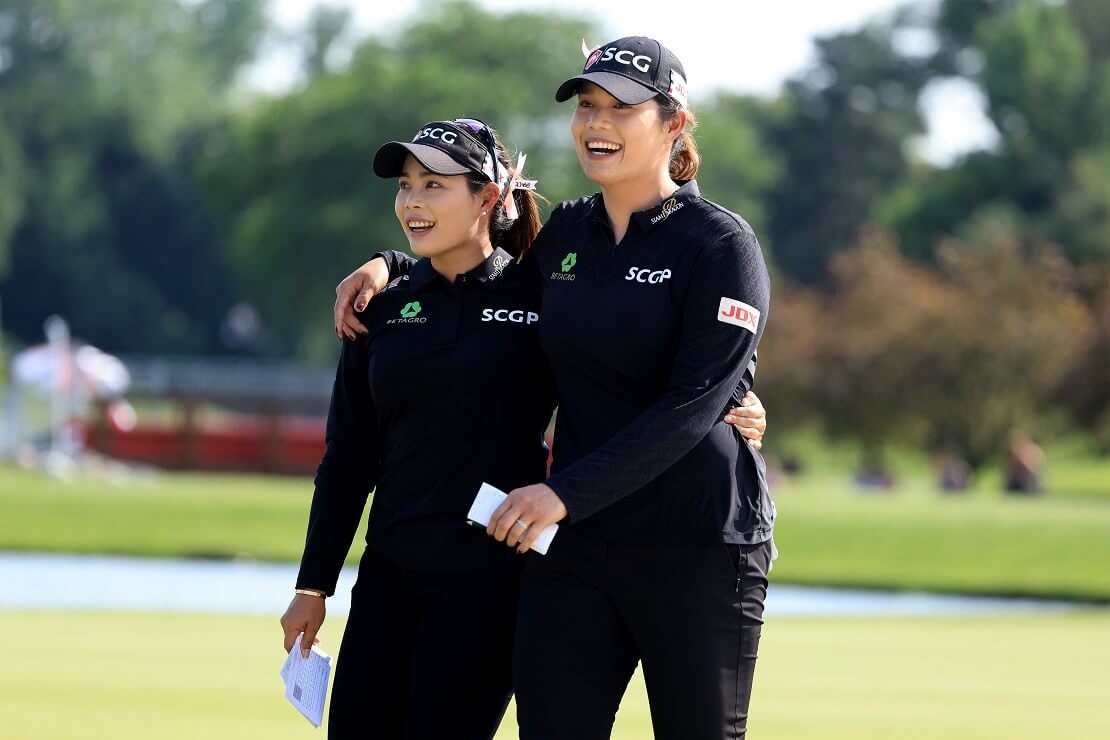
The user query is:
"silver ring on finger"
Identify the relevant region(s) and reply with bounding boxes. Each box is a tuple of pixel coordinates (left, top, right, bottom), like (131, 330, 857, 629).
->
(514, 519, 529, 531)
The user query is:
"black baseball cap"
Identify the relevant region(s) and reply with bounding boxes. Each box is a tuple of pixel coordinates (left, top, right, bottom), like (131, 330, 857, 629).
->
(555, 36, 689, 109)
(373, 119, 500, 181)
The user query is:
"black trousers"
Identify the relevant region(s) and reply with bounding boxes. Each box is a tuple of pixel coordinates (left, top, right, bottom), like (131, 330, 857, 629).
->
(513, 540, 773, 740)
(328, 547, 519, 739)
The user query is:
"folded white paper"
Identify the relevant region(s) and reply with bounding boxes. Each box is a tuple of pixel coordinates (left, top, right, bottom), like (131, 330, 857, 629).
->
(281, 634, 331, 727)
(467, 482, 558, 555)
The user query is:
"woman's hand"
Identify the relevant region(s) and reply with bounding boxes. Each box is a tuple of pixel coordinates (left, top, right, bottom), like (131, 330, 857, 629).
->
(280, 592, 326, 657)
(724, 390, 767, 451)
(334, 257, 392, 340)
(488, 483, 568, 554)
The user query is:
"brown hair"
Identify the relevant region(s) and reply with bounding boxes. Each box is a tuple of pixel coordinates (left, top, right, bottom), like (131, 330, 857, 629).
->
(465, 127, 544, 260)
(656, 95, 700, 183)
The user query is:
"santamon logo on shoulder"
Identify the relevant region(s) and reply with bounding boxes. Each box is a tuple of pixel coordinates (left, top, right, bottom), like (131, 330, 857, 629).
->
(650, 197, 684, 225)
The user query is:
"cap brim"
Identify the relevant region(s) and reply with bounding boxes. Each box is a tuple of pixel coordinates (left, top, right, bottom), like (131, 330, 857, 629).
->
(372, 142, 472, 178)
(554, 71, 659, 105)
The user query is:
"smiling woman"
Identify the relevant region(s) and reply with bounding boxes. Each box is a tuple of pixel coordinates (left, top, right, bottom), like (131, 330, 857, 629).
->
(279, 117, 557, 738)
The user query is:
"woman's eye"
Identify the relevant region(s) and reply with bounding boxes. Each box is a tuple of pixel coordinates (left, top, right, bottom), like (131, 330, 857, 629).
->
(398, 182, 410, 190)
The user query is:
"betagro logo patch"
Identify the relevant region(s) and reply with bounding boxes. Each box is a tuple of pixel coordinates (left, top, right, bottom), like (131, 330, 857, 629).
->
(388, 301, 427, 325)
(551, 252, 577, 281)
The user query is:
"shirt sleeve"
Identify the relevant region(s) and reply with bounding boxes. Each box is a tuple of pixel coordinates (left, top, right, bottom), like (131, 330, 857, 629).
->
(295, 332, 380, 595)
(373, 250, 417, 281)
(545, 227, 770, 523)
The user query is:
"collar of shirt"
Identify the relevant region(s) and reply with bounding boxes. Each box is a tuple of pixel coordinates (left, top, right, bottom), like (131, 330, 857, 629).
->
(584, 180, 701, 234)
(406, 246, 516, 293)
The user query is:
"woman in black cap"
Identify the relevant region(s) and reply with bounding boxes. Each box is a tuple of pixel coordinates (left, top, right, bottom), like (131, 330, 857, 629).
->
(281, 117, 553, 739)
(334, 36, 774, 740)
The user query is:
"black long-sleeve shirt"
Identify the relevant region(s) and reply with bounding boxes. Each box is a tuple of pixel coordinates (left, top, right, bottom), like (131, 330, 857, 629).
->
(377, 180, 774, 547)
(295, 249, 555, 595)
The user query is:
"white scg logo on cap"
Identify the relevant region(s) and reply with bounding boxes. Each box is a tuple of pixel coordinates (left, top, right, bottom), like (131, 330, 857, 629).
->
(414, 127, 458, 145)
(594, 47, 652, 73)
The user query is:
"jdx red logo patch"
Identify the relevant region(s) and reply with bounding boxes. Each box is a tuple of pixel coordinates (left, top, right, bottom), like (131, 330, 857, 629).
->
(718, 297, 760, 334)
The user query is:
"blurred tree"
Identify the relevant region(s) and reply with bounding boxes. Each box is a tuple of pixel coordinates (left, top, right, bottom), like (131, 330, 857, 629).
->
(1070, 0, 1110, 58)
(303, 4, 353, 80)
(70, 0, 264, 152)
(888, 0, 1110, 266)
(812, 226, 1090, 471)
(0, 0, 264, 353)
(758, 19, 931, 282)
(1058, 263, 1110, 451)
(1053, 146, 1110, 263)
(977, 1, 1107, 159)
(931, 0, 1021, 74)
(921, 226, 1090, 469)
(694, 94, 781, 241)
(0, 119, 23, 274)
(809, 233, 945, 466)
(750, 280, 823, 440)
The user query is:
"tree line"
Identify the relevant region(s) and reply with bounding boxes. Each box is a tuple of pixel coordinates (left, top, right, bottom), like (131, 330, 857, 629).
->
(1, 0, 1107, 464)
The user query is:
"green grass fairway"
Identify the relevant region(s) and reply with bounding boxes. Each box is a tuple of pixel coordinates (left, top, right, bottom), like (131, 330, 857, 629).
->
(768, 474, 1110, 601)
(1, 610, 1107, 739)
(2, 464, 1109, 600)
(0, 467, 316, 562)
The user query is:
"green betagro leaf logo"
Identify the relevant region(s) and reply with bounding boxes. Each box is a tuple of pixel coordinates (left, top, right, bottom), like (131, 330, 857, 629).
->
(400, 301, 422, 318)
(561, 252, 577, 273)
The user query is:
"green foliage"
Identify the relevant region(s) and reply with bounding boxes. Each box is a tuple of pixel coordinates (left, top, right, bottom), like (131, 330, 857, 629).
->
(890, 0, 1110, 268)
(819, 230, 1088, 469)
(1053, 146, 1110, 262)
(0, 119, 23, 276)
(756, 21, 930, 281)
(693, 94, 781, 238)
(977, 2, 1104, 157)
(1056, 265, 1110, 449)
(1, 0, 266, 153)
(302, 4, 353, 80)
(0, 0, 263, 353)
(933, 0, 1022, 71)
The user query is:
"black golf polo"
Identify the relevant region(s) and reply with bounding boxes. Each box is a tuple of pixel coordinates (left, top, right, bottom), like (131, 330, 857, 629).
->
(533, 180, 773, 545)
(296, 248, 555, 595)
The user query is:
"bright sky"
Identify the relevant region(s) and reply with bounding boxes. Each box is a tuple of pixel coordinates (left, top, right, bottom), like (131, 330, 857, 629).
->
(250, 0, 999, 164)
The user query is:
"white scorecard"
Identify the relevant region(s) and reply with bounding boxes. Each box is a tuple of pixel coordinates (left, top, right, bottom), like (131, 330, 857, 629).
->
(281, 634, 332, 727)
(467, 482, 558, 555)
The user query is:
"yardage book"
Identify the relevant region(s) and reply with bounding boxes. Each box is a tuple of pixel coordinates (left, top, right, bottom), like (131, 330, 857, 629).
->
(281, 634, 331, 727)
(467, 482, 558, 555)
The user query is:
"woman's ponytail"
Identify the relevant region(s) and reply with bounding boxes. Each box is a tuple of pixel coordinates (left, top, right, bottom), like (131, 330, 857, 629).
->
(467, 128, 544, 260)
(657, 95, 700, 183)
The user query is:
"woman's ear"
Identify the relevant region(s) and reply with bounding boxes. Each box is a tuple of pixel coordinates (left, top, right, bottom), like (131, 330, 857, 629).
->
(482, 183, 501, 214)
(666, 109, 687, 140)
